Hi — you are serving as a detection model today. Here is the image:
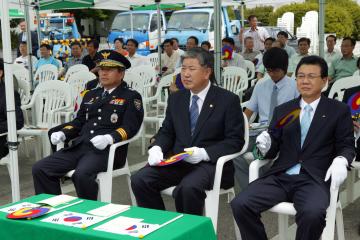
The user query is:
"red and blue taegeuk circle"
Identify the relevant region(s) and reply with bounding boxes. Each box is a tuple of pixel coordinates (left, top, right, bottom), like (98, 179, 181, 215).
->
(347, 92, 360, 117)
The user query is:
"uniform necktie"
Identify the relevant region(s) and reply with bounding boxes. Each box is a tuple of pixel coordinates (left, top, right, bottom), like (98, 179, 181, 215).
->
(268, 85, 278, 123)
(190, 95, 199, 135)
(102, 90, 109, 99)
(286, 104, 313, 175)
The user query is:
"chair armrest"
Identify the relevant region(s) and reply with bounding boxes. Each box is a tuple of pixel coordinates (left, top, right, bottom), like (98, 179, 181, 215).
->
(105, 124, 144, 174)
(249, 159, 271, 183)
(212, 151, 243, 193)
(21, 102, 34, 111)
(0, 132, 7, 137)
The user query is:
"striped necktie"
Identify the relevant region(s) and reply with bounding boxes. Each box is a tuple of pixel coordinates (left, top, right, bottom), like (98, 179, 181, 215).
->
(189, 95, 199, 135)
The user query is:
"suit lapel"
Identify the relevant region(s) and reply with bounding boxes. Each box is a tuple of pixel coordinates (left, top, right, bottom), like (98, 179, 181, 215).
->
(179, 90, 192, 142)
(191, 85, 216, 142)
(301, 97, 328, 151)
(288, 98, 302, 153)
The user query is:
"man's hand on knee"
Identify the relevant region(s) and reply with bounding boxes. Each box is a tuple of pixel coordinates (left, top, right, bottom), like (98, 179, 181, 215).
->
(50, 131, 66, 145)
(256, 131, 271, 156)
(148, 146, 163, 166)
(90, 134, 113, 150)
(183, 147, 210, 164)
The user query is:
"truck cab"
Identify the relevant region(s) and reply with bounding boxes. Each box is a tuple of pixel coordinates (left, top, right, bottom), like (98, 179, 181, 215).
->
(165, 6, 240, 50)
(39, 13, 81, 59)
(108, 10, 166, 56)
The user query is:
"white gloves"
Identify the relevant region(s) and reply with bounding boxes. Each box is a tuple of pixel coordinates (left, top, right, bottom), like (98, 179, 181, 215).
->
(148, 146, 163, 166)
(183, 147, 210, 164)
(256, 131, 271, 156)
(50, 131, 66, 145)
(90, 134, 114, 150)
(325, 156, 348, 190)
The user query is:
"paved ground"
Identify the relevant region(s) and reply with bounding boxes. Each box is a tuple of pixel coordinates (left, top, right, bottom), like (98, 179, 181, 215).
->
(1, 137, 360, 239)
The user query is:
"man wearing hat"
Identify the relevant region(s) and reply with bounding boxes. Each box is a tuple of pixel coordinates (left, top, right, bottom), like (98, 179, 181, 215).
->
(32, 50, 144, 200)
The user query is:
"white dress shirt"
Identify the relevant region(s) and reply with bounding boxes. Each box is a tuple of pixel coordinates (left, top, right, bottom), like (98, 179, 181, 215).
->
(189, 81, 211, 113)
(299, 97, 321, 123)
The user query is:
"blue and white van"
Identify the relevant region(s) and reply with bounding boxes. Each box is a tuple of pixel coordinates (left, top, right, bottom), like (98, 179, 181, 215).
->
(108, 10, 166, 56)
(165, 7, 240, 50)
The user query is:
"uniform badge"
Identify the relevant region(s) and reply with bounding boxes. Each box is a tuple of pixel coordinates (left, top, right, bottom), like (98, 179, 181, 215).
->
(134, 99, 142, 111)
(109, 98, 126, 105)
(111, 113, 118, 123)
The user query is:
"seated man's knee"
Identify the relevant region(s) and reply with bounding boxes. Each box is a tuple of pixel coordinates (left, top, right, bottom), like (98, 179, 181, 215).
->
(130, 172, 143, 189)
(32, 161, 42, 176)
(72, 170, 94, 183)
(175, 184, 205, 199)
(297, 207, 327, 224)
(231, 194, 253, 215)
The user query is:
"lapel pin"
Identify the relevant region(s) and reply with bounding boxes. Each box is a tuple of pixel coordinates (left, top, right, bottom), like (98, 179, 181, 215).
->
(210, 104, 213, 108)
(322, 115, 326, 118)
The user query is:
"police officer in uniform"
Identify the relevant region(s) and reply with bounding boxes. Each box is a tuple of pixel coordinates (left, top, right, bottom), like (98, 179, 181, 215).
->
(32, 50, 144, 200)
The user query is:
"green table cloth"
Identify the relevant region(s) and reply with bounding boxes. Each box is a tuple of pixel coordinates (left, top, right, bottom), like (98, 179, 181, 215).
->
(0, 194, 216, 240)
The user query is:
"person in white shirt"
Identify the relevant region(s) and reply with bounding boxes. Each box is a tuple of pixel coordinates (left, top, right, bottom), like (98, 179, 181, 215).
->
(240, 15, 270, 52)
(126, 39, 150, 67)
(156, 39, 180, 76)
(14, 41, 38, 69)
(171, 38, 185, 56)
(221, 37, 246, 69)
(288, 37, 311, 76)
(277, 31, 296, 58)
(325, 35, 341, 68)
(255, 37, 275, 80)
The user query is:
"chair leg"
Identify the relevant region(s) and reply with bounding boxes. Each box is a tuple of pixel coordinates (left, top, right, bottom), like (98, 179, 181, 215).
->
(34, 136, 42, 161)
(97, 174, 112, 203)
(141, 126, 146, 156)
(126, 174, 137, 206)
(204, 191, 220, 233)
(278, 214, 288, 240)
(335, 203, 345, 240)
(346, 170, 355, 203)
(227, 189, 242, 240)
(22, 137, 30, 158)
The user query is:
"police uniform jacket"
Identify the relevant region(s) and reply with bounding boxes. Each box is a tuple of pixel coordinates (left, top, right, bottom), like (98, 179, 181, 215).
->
(60, 81, 144, 169)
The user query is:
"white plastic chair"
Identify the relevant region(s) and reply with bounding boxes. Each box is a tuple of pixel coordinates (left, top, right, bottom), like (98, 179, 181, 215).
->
(160, 112, 249, 237)
(124, 71, 144, 93)
(327, 76, 360, 203)
(65, 71, 97, 121)
(16, 78, 31, 106)
(128, 65, 157, 99)
(18, 81, 72, 158)
(249, 159, 345, 240)
(60, 124, 143, 203)
(64, 64, 89, 82)
(33, 64, 58, 86)
(328, 75, 360, 101)
(146, 52, 159, 68)
(139, 73, 174, 155)
(244, 60, 256, 80)
(12, 64, 28, 83)
(221, 66, 248, 101)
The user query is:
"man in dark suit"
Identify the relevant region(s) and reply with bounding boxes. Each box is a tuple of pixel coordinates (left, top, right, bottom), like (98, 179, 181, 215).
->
(231, 56, 355, 240)
(32, 50, 144, 200)
(0, 59, 24, 158)
(131, 47, 245, 215)
(17, 20, 38, 58)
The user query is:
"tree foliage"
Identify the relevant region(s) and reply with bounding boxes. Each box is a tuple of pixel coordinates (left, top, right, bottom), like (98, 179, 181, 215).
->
(245, 6, 274, 26)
